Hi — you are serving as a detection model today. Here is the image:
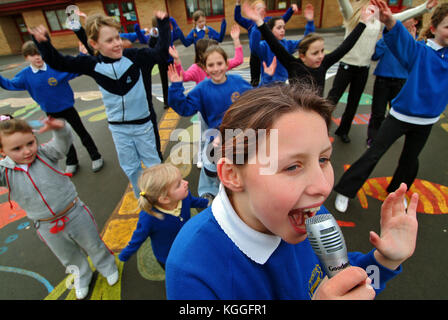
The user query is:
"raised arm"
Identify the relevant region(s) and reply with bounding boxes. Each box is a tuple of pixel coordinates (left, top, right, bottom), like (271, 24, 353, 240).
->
(136, 13, 171, 66)
(393, 0, 437, 22)
(372, 0, 420, 71)
(167, 64, 200, 117)
(0, 73, 26, 91)
(228, 24, 244, 70)
(72, 26, 95, 56)
(324, 22, 367, 67)
(234, 0, 254, 30)
(337, 0, 354, 21)
(134, 23, 149, 44)
(257, 23, 297, 69)
(244, 2, 297, 69)
(29, 25, 96, 75)
(218, 18, 227, 42)
(281, 4, 298, 23)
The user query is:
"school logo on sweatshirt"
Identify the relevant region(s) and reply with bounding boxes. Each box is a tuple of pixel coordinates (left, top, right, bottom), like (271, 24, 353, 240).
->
(231, 91, 241, 103)
(308, 264, 324, 298)
(48, 77, 58, 86)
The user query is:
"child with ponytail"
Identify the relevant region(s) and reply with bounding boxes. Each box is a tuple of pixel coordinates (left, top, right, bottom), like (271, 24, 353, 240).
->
(118, 163, 208, 270)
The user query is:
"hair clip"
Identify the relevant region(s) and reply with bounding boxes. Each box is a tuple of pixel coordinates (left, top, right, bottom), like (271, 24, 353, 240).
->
(0, 115, 11, 122)
(140, 191, 146, 197)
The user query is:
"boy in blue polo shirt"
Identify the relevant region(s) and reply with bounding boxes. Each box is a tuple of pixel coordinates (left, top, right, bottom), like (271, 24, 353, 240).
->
(0, 41, 103, 175)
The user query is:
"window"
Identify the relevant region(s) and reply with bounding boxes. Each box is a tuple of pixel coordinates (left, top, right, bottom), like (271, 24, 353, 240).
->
(104, 0, 139, 33)
(44, 8, 70, 32)
(13, 15, 31, 43)
(387, 0, 413, 12)
(185, 0, 224, 18)
(265, 0, 302, 12)
(387, 0, 412, 8)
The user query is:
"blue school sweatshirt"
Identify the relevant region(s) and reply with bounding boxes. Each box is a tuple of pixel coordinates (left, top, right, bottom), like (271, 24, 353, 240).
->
(372, 38, 408, 79)
(176, 19, 227, 47)
(0, 64, 78, 113)
(165, 186, 402, 299)
(383, 21, 448, 121)
(118, 192, 208, 264)
(168, 74, 252, 129)
(234, 5, 294, 32)
(250, 20, 315, 85)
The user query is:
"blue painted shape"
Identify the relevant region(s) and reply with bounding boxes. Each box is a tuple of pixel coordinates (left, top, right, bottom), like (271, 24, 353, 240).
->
(0, 265, 54, 293)
(5, 234, 18, 244)
(17, 222, 30, 230)
(0, 247, 7, 255)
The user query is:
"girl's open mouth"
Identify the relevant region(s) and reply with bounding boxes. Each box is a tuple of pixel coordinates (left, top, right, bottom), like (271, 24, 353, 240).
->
(288, 206, 320, 234)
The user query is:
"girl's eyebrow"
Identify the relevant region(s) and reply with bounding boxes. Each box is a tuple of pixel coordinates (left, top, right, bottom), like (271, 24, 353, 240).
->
(284, 145, 333, 160)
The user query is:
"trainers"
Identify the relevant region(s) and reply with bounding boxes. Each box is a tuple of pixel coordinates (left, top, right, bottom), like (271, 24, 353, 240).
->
(106, 270, 119, 286)
(335, 193, 349, 213)
(91, 158, 104, 172)
(75, 286, 89, 300)
(65, 164, 78, 175)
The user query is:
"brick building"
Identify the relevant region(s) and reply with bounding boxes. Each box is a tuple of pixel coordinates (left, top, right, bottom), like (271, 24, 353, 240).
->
(0, 0, 436, 55)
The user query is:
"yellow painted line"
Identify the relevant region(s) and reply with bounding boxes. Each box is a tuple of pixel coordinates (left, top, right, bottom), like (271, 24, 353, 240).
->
(100, 107, 181, 253)
(45, 255, 123, 300)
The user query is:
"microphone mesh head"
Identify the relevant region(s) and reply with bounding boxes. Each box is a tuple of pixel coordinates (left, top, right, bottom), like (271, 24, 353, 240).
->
(305, 214, 344, 254)
(305, 213, 332, 226)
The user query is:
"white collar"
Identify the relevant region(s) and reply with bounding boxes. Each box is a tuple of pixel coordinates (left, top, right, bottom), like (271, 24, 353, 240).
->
(426, 39, 443, 51)
(196, 26, 207, 33)
(30, 63, 47, 73)
(212, 184, 281, 264)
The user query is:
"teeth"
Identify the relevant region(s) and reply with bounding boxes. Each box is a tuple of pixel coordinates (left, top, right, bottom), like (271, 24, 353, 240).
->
(302, 206, 320, 213)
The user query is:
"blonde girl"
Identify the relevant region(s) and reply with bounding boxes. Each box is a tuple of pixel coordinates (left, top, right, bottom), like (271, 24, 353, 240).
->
(118, 163, 208, 269)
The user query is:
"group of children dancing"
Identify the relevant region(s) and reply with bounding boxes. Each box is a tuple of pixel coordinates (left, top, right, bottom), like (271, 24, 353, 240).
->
(0, 0, 446, 300)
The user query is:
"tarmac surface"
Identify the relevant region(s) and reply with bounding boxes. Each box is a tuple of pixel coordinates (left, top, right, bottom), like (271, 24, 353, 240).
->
(0, 27, 447, 301)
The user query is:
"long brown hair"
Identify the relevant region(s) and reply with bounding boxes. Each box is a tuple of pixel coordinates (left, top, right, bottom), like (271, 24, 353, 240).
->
(195, 38, 218, 69)
(418, 3, 448, 41)
(218, 83, 334, 166)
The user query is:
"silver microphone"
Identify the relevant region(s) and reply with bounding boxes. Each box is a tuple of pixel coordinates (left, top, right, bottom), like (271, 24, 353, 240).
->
(305, 213, 350, 278)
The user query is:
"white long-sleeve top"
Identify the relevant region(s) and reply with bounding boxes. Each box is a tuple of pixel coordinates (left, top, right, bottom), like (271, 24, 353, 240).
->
(337, 0, 431, 67)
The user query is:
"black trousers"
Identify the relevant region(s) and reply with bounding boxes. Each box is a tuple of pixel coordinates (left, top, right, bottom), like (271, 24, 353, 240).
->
(158, 62, 169, 107)
(249, 52, 261, 87)
(334, 114, 433, 198)
(367, 76, 406, 142)
(46, 107, 101, 165)
(327, 62, 370, 136)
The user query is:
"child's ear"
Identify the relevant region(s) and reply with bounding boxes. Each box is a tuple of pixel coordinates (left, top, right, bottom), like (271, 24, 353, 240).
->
(217, 158, 244, 192)
(157, 194, 171, 205)
(88, 39, 98, 50)
(430, 25, 436, 36)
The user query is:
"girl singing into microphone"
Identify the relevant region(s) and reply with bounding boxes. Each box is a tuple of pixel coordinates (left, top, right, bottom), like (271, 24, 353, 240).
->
(164, 84, 419, 300)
